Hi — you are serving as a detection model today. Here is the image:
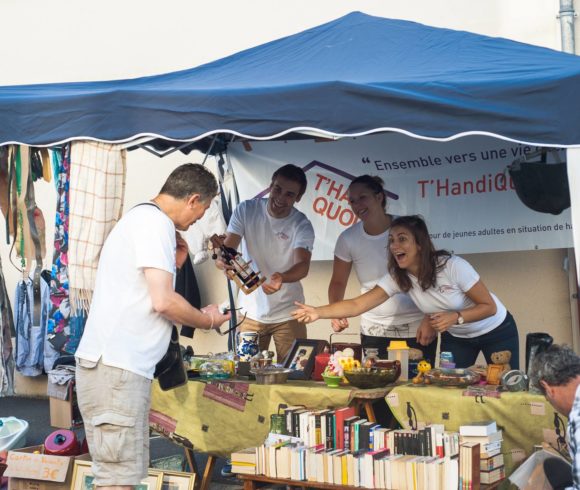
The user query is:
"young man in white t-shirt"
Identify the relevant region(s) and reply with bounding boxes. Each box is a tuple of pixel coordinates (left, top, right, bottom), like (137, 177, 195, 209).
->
(75, 164, 231, 490)
(217, 164, 315, 363)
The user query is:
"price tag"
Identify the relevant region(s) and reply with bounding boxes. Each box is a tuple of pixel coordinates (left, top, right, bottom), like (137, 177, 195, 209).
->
(386, 392, 399, 407)
(508, 448, 527, 464)
(530, 401, 546, 416)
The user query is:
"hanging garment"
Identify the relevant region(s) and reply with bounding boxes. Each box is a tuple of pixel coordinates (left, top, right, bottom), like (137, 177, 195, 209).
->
(0, 255, 15, 396)
(182, 197, 226, 265)
(175, 254, 201, 338)
(68, 141, 126, 315)
(14, 270, 52, 376)
(48, 145, 71, 352)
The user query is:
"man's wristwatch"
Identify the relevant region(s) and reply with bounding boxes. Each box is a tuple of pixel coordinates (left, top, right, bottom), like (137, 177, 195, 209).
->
(456, 312, 465, 325)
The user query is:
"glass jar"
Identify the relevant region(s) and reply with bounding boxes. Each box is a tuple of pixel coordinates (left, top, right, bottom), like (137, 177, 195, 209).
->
(362, 348, 380, 368)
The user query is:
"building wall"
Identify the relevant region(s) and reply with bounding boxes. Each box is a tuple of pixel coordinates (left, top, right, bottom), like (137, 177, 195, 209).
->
(3, 0, 577, 394)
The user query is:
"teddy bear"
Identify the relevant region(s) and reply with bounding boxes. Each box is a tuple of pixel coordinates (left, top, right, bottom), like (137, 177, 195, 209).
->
(486, 350, 512, 385)
(490, 350, 512, 374)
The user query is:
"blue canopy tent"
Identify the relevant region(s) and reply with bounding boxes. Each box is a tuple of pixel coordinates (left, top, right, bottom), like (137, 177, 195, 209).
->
(1, 11, 580, 281)
(1, 11, 580, 148)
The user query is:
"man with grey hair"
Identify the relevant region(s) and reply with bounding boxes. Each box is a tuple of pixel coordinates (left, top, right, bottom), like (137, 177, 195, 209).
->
(530, 344, 580, 489)
(75, 163, 231, 490)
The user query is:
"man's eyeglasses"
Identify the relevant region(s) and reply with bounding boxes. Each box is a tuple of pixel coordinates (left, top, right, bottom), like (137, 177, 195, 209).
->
(217, 308, 247, 336)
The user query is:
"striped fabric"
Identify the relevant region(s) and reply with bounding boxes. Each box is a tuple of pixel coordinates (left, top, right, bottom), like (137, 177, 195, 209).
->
(68, 142, 126, 315)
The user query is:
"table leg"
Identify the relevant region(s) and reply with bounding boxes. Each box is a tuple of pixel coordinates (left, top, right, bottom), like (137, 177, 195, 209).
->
(363, 401, 376, 423)
(199, 455, 217, 490)
(183, 447, 199, 476)
(242, 480, 256, 490)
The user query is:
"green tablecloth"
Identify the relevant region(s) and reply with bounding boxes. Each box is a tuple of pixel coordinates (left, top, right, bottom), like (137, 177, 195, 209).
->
(386, 384, 567, 475)
(150, 379, 357, 458)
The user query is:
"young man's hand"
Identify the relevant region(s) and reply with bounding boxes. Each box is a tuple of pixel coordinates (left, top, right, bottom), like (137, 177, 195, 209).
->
(262, 272, 283, 295)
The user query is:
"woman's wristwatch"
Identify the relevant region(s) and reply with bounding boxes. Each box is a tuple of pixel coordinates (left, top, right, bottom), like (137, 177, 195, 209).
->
(456, 312, 465, 325)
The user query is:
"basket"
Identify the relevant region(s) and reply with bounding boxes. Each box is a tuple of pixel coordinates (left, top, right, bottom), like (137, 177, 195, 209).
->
(343, 367, 399, 389)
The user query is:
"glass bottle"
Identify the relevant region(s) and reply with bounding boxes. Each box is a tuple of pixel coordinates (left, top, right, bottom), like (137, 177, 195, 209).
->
(362, 347, 380, 368)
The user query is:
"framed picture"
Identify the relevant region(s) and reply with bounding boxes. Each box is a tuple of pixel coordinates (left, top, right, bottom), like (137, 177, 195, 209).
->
(283, 339, 326, 380)
(71, 460, 164, 490)
(137, 469, 164, 490)
(161, 470, 196, 490)
(71, 460, 94, 490)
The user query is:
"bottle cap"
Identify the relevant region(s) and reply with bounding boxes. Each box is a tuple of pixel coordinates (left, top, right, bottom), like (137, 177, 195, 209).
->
(387, 340, 409, 350)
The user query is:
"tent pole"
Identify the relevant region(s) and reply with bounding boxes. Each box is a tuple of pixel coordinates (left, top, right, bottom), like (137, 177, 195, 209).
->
(559, 0, 577, 54)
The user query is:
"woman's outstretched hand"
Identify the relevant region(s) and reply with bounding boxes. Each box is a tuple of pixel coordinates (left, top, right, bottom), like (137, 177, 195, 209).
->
(292, 301, 320, 323)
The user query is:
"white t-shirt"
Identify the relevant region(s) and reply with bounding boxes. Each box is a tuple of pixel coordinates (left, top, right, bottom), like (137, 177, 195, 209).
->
(334, 221, 423, 336)
(227, 199, 315, 323)
(377, 255, 507, 338)
(75, 204, 176, 379)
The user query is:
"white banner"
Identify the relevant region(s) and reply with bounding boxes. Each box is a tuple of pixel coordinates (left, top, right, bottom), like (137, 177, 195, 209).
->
(228, 133, 572, 260)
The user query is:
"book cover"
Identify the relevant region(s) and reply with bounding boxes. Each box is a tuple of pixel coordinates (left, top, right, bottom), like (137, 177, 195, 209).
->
(459, 420, 497, 437)
(460, 429, 503, 445)
(343, 415, 360, 452)
(480, 465, 505, 484)
(480, 453, 504, 471)
(231, 446, 257, 464)
(460, 442, 481, 490)
(325, 410, 335, 450)
(333, 406, 356, 450)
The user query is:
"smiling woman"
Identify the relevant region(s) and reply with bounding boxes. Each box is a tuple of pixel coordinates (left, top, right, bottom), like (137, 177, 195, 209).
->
(295, 214, 520, 370)
(327, 175, 436, 365)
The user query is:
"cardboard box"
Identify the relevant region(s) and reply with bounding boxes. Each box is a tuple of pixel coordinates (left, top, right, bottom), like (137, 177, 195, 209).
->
(5, 445, 90, 490)
(49, 381, 83, 429)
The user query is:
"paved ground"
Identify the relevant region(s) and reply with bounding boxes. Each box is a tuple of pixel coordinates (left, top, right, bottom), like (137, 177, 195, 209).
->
(0, 396, 251, 490)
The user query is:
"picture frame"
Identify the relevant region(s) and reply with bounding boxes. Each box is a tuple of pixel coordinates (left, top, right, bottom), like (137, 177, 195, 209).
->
(71, 460, 164, 490)
(486, 364, 504, 385)
(161, 470, 196, 490)
(283, 339, 327, 380)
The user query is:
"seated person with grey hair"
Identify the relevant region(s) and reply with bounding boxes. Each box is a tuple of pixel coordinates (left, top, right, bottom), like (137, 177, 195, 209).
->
(530, 344, 580, 490)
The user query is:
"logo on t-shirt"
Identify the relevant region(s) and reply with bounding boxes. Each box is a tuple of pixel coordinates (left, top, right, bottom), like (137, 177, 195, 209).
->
(276, 231, 289, 241)
(438, 285, 455, 294)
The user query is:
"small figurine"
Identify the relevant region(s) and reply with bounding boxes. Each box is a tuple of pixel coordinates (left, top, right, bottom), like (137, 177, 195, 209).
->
(490, 351, 512, 374)
(412, 359, 432, 384)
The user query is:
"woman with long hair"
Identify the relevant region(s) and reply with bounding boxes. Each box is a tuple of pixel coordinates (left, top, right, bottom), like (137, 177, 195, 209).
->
(295, 215, 519, 368)
(328, 176, 437, 363)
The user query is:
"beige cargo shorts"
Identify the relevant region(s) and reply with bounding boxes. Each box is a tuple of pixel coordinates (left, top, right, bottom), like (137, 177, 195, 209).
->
(75, 358, 151, 486)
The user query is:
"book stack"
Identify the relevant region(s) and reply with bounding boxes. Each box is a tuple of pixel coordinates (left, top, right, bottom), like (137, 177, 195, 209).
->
(229, 405, 467, 489)
(480, 453, 505, 485)
(460, 420, 505, 486)
(231, 447, 258, 475)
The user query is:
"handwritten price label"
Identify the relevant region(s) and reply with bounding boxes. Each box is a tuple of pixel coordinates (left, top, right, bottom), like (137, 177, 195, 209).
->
(529, 401, 546, 416)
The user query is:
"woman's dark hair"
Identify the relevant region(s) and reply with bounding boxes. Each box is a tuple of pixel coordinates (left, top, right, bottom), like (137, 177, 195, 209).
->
(349, 175, 387, 210)
(387, 215, 451, 291)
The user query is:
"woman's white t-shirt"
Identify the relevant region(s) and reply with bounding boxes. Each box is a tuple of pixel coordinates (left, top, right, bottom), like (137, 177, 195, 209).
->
(377, 255, 507, 338)
(334, 221, 423, 336)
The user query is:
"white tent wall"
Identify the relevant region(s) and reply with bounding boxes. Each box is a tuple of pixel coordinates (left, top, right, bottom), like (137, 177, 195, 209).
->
(2, 0, 577, 394)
